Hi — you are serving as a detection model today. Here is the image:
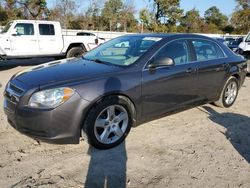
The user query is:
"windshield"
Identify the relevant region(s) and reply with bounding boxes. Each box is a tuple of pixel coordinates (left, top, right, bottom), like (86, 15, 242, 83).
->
(1, 22, 13, 34)
(84, 35, 162, 66)
(245, 33, 250, 42)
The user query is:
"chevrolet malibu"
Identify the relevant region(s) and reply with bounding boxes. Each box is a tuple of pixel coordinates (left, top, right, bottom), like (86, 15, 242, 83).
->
(4, 34, 247, 149)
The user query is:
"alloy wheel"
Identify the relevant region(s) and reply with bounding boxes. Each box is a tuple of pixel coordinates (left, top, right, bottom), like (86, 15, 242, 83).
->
(94, 105, 128, 144)
(224, 81, 238, 105)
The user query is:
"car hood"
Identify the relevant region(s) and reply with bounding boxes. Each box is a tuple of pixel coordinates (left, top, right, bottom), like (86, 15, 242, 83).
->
(0, 33, 7, 39)
(13, 58, 123, 87)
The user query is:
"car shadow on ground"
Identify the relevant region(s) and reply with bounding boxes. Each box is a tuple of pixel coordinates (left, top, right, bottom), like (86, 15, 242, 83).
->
(202, 106, 250, 163)
(84, 142, 127, 188)
(0, 57, 56, 71)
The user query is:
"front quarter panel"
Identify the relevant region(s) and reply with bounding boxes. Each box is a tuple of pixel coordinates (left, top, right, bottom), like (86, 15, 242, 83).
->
(73, 70, 142, 118)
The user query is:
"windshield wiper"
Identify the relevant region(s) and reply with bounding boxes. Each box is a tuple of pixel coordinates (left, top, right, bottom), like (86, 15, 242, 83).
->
(83, 57, 110, 65)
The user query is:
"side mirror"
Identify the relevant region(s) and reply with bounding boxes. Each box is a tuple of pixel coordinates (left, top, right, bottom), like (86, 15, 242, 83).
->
(11, 28, 18, 36)
(95, 38, 99, 45)
(148, 57, 175, 69)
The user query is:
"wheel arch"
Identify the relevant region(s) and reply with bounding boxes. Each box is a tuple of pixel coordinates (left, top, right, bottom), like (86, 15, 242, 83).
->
(228, 64, 242, 87)
(66, 43, 87, 54)
(231, 73, 241, 84)
(80, 93, 137, 136)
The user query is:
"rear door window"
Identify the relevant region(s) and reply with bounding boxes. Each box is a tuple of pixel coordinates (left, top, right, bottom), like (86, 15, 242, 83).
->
(39, 24, 55, 35)
(192, 39, 225, 61)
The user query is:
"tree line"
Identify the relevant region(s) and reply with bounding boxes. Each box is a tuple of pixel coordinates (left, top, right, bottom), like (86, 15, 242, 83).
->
(0, 0, 249, 34)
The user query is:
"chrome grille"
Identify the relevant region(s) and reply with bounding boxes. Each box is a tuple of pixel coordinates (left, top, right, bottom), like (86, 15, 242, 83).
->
(4, 82, 24, 112)
(8, 83, 24, 96)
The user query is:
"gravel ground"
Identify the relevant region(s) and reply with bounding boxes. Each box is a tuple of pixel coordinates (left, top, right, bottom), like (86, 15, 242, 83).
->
(0, 60, 250, 188)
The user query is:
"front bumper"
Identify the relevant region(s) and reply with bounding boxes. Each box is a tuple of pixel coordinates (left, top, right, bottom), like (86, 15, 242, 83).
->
(4, 85, 90, 144)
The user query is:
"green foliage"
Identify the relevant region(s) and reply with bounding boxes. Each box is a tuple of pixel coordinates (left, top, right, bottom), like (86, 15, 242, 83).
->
(85, 0, 102, 30)
(180, 8, 204, 33)
(0, 6, 8, 25)
(17, 0, 49, 19)
(204, 6, 228, 29)
(100, 0, 137, 31)
(101, 0, 123, 31)
(0, 0, 49, 25)
(231, 9, 250, 34)
(152, 0, 183, 24)
(152, 0, 183, 32)
(236, 0, 250, 10)
(139, 8, 155, 32)
(223, 25, 235, 34)
(0, 0, 249, 34)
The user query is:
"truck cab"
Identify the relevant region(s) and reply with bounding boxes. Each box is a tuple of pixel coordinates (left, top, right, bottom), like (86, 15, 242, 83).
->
(238, 32, 250, 72)
(238, 32, 250, 56)
(0, 20, 99, 59)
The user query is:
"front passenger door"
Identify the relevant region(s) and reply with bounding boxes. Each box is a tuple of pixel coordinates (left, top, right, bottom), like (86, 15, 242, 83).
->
(10, 23, 39, 56)
(142, 39, 199, 119)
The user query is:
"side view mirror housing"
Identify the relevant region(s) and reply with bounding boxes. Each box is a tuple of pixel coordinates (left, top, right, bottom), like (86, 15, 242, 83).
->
(95, 38, 99, 45)
(148, 57, 175, 69)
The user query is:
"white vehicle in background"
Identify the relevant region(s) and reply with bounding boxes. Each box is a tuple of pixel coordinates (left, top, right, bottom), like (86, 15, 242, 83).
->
(238, 31, 250, 73)
(0, 20, 102, 60)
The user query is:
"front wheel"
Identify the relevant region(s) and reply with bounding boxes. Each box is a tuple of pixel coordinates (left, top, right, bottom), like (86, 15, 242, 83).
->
(214, 77, 239, 108)
(83, 96, 134, 149)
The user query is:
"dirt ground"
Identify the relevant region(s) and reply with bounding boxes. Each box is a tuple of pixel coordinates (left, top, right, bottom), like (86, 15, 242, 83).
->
(0, 60, 250, 188)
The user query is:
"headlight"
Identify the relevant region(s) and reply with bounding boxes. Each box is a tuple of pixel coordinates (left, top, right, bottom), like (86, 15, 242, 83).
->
(28, 87, 75, 109)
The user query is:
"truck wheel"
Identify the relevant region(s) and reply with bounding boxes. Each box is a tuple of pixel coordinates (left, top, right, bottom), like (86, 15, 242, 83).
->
(66, 47, 85, 58)
(83, 96, 134, 149)
(214, 77, 239, 108)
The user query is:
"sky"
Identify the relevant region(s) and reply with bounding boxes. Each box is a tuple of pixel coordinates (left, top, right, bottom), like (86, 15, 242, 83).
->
(47, 0, 237, 17)
(179, 0, 237, 16)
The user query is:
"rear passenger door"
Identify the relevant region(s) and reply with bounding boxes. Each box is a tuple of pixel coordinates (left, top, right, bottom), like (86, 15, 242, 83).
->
(190, 39, 228, 100)
(37, 23, 63, 55)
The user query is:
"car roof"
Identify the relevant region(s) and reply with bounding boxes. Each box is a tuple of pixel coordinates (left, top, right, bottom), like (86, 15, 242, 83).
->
(124, 33, 217, 40)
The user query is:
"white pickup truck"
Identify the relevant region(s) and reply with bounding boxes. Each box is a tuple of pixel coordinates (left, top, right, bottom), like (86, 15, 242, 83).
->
(238, 31, 250, 73)
(0, 20, 101, 59)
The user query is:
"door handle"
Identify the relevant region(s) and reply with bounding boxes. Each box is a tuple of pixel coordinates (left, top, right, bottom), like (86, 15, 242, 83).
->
(186, 68, 196, 73)
(31, 39, 37, 42)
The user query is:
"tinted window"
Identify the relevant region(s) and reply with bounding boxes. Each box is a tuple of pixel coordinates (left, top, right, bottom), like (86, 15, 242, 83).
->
(77, 32, 95, 36)
(192, 39, 225, 61)
(152, 40, 189, 65)
(15, 23, 34, 35)
(39, 24, 55, 35)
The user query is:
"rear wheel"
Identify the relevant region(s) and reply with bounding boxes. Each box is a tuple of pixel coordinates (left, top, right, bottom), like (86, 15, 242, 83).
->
(83, 96, 134, 149)
(214, 77, 239, 108)
(66, 47, 85, 58)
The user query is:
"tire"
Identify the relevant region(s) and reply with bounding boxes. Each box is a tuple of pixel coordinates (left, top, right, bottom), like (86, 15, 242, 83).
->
(83, 96, 134, 149)
(214, 76, 239, 108)
(247, 59, 250, 74)
(66, 47, 85, 58)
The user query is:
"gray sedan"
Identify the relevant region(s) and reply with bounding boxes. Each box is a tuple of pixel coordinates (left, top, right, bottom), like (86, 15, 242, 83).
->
(4, 34, 247, 149)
